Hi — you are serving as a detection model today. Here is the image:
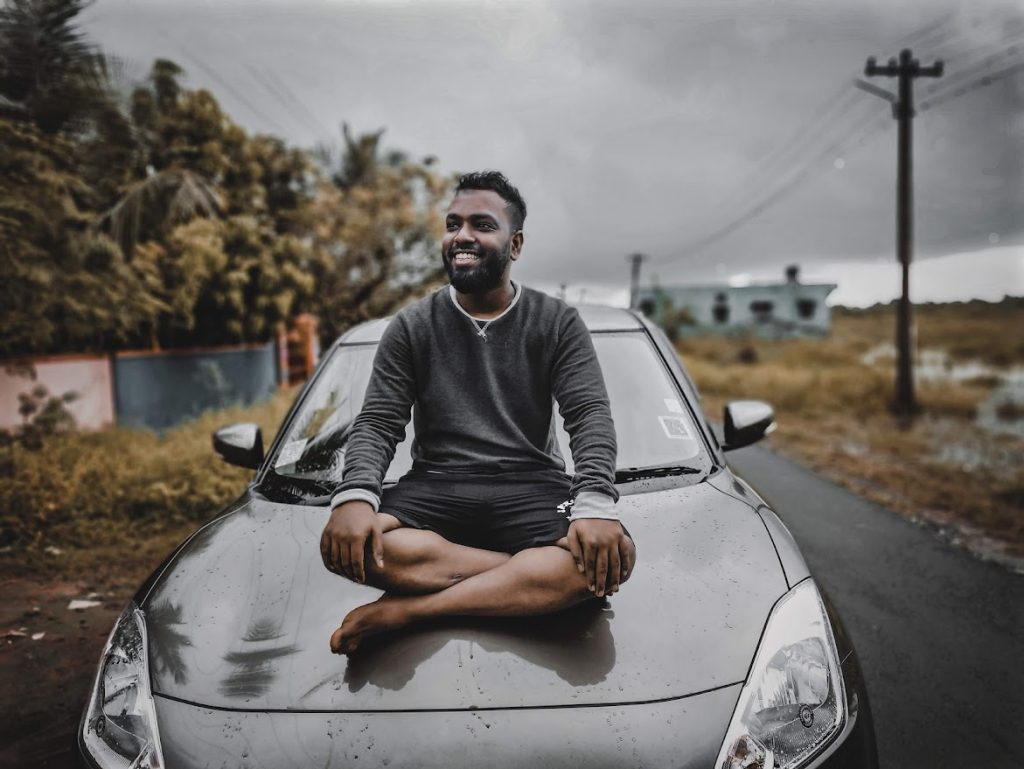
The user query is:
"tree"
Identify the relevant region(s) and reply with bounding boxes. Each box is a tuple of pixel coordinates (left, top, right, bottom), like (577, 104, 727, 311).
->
(303, 126, 451, 342)
(100, 168, 224, 260)
(0, 0, 108, 134)
(0, 117, 165, 357)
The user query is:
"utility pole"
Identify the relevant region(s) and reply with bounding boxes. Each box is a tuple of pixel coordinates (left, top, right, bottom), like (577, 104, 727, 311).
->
(862, 48, 942, 417)
(627, 253, 647, 309)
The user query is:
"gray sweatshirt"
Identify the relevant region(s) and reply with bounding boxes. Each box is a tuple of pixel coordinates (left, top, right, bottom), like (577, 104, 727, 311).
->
(330, 282, 620, 520)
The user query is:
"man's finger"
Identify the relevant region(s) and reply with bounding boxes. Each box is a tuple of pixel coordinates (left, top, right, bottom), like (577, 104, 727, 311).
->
(351, 538, 366, 584)
(329, 537, 343, 575)
(622, 537, 635, 581)
(338, 538, 353, 580)
(566, 527, 584, 572)
(594, 549, 609, 597)
(583, 541, 597, 592)
(320, 534, 331, 571)
(608, 546, 622, 595)
(370, 520, 384, 568)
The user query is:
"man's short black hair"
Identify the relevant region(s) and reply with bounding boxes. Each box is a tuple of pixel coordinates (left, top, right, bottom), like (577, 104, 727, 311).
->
(455, 171, 527, 233)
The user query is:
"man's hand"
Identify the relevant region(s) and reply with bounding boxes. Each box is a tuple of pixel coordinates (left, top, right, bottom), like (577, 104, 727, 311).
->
(320, 500, 384, 583)
(566, 518, 635, 598)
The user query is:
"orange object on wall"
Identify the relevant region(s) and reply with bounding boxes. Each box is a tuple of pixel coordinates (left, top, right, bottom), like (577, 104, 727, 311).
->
(284, 314, 319, 385)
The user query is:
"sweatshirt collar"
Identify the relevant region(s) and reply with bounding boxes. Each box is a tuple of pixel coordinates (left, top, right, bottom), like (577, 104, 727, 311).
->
(448, 280, 521, 323)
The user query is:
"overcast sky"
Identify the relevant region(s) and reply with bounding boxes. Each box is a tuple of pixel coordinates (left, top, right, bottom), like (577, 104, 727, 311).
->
(81, 0, 1023, 306)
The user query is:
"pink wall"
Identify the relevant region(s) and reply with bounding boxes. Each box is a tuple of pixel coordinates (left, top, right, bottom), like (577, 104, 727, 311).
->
(0, 355, 114, 431)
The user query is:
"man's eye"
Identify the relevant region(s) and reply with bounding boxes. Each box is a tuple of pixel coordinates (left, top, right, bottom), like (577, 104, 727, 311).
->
(446, 222, 459, 230)
(477, 222, 494, 230)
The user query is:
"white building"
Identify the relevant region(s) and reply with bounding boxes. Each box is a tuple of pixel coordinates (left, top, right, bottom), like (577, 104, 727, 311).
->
(635, 266, 837, 339)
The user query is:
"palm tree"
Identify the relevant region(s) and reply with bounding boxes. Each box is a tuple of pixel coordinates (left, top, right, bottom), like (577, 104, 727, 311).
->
(100, 168, 224, 259)
(0, 0, 108, 134)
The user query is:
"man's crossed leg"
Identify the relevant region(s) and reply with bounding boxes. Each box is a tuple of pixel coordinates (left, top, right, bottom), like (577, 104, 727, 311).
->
(321, 494, 635, 655)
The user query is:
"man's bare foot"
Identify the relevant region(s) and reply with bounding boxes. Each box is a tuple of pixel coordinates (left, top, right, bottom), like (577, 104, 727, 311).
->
(330, 595, 416, 655)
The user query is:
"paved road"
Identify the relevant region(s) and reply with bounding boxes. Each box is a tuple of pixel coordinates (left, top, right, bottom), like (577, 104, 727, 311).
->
(727, 443, 1024, 769)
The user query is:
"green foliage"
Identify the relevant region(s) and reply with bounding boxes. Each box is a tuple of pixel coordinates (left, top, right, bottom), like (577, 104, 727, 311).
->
(0, 0, 108, 134)
(0, 367, 78, 451)
(0, 118, 165, 356)
(661, 304, 696, 342)
(1, 5, 451, 357)
(0, 387, 294, 558)
(304, 133, 450, 342)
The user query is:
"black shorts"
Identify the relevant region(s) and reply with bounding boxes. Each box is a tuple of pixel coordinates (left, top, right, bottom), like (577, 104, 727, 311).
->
(379, 468, 576, 554)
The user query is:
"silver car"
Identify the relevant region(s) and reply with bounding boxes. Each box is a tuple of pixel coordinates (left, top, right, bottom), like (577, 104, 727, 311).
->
(78, 305, 878, 769)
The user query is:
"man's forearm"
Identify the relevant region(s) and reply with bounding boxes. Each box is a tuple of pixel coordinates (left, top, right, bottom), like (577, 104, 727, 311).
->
(331, 315, 416, 506)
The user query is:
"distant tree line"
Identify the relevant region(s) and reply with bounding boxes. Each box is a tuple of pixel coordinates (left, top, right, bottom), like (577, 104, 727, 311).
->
(0, 0, 451, 358)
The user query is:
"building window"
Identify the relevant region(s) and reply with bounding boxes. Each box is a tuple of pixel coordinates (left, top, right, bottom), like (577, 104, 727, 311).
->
(712, 293, 730, 324)
(749, 300, 774, 323)
(796, 298, 817, 319)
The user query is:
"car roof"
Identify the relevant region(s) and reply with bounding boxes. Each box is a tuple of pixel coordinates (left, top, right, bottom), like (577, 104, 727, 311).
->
(339, 302, 644, 345)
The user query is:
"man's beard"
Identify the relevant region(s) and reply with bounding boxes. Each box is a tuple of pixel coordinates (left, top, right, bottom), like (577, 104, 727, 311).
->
(443, 239, 512, 294)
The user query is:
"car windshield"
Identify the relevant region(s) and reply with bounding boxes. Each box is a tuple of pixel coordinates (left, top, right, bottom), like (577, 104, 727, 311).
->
(258, 329, 712, 503)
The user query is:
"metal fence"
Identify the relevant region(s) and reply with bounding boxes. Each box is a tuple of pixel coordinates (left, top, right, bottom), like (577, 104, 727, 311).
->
(112, 342, 279, 430)
(2, 340, 285, 432)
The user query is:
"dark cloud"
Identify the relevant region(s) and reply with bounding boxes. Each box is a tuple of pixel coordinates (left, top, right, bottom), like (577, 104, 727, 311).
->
(82, 0, 1023, 299)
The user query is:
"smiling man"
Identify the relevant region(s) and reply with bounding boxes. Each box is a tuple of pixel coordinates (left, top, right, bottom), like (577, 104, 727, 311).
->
(321, 171, 634, 654)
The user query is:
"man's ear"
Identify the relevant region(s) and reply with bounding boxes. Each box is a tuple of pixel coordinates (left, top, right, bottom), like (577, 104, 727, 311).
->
(510, 231, 524, 261)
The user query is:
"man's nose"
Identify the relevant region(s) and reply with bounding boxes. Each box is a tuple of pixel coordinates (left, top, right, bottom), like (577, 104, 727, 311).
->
(452, 221, 476, 245)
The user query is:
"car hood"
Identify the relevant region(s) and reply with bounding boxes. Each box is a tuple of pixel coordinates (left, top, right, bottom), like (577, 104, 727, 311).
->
(143, 478, 786, 711)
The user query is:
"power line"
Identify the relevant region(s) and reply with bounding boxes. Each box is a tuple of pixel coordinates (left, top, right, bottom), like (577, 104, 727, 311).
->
(668, 35, 1023, 265)
(921, 57, 1024, 111)
(712, 14, 959, 218)
(155, 30, 292, 135)
(260, 67, 334, 139)
(717, 88, 862, 211)
(890, 11, 957, 51)
(921, 41, 1024, 99)
(668, 52, 1020, 264)
(664, 106, 891, 263)
(244, 64, 314, 136)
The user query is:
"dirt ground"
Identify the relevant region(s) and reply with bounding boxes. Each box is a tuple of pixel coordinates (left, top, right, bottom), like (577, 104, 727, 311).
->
(0, 575, 150, 769)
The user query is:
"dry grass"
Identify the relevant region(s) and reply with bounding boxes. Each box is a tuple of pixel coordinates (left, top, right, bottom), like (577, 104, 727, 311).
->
(833, 297, 1024, 366)
(0, 388, 297, 581)
(678, 298, 1024, 561)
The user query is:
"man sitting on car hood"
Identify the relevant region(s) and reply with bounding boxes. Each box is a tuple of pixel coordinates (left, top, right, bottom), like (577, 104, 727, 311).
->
(321, 170, 635, 655)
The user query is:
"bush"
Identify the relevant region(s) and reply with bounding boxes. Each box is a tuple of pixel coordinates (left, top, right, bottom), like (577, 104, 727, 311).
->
(0, 388, 295, 556)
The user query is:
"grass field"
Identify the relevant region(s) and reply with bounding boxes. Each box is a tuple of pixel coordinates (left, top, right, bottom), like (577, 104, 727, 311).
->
(678, 297, 1024, 564)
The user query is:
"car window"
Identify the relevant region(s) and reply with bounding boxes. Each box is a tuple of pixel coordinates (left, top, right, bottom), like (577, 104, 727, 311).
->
(560, 332, 704, 473)
(266, 330, 708, 489)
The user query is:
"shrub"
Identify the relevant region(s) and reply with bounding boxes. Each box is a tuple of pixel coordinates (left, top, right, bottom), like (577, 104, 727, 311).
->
(0, 388, 296, 556)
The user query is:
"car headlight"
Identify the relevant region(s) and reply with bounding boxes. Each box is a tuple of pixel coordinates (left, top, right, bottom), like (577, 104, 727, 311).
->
(715, 579, 846, 769)
(81, 603, 165, 769)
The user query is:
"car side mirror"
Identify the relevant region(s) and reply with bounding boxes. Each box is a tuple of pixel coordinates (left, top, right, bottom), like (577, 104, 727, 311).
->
(213, 423, 264, 469)
(722, 400, 776, 451)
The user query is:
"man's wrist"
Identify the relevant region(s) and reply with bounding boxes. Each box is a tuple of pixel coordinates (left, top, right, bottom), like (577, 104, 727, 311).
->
(565, 491, 619, 521)
(330, 488, 381, 513)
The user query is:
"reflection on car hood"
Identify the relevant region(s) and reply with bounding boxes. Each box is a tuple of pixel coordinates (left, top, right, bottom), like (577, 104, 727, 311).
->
(143, 479, 786, 711)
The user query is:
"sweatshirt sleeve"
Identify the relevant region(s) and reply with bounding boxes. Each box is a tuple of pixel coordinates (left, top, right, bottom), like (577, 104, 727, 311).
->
(550, 307, 619, 513)
(330, 314, 416, 511)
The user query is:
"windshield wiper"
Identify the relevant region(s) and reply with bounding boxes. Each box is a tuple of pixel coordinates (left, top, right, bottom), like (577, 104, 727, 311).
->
(615, 465, 704, 483)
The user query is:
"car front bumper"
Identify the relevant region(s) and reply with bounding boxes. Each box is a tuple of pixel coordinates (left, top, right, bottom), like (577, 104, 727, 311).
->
(78, 676, 875, 769)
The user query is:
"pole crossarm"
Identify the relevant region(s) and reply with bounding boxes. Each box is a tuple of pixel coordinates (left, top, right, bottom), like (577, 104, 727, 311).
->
(865, 48, 944, 81)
